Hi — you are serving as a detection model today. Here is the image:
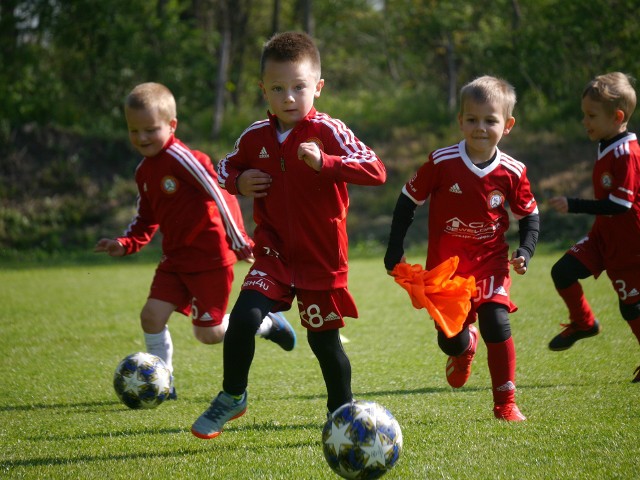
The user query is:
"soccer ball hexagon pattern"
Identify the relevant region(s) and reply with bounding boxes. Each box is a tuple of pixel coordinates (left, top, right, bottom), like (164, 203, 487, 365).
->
(113, 352, 171, 409)
(322, 400, 403, 479)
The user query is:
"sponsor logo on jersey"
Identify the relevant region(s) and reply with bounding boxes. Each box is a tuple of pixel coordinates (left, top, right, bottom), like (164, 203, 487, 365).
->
(600, 172, 613, 189)
(449, 183, 463, 194)
(259, 147, 270, 158)
(487, 189, 505, 209)
(242, 277, 271, 292)
(243, 269, 274, 292)
(628, 288, 639, 298)
(445, 217, 498, 239)
(161, 176, 178, 194)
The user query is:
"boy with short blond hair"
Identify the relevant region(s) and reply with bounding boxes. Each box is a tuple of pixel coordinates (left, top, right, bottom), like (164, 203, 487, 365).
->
(547, 72, 640, 382)
(95, 82, 296, 399)
(385, 75, 540, 421)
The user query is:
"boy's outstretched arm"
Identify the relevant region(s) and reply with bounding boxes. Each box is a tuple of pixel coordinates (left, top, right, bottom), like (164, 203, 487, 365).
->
(94, 238, 125, 257)
(384, 192, 418, 274)
(509, 213, 540, 275)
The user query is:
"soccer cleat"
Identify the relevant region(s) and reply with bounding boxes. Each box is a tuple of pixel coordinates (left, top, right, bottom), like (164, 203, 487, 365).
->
(264, 312, 297, 351)
(548, 319, 601, 351)
(445, 324, 478, 388)
(167, 375, 177, 400)
(168, 386, 178, 400)
(493, 403, 526, 421)
(632, 366, 640, 383)
(191, 391, 247, 439)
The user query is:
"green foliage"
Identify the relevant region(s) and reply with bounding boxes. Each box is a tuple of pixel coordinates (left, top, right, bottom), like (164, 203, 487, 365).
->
(1, 255, 639, 478)
(5, 0, 640, 137)
(2, 0, 639, 251)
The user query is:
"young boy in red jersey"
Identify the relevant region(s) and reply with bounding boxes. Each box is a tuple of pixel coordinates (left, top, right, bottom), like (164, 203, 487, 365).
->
(384, 76, 540, 421)
(547, 72, 640, 381)
(191, 32, 386, 439)
(95, 82, 296, 398)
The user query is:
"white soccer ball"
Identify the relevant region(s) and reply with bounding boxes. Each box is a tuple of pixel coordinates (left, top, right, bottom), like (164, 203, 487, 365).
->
(322, 400, 403, 479)
(113, 352, 171, 409)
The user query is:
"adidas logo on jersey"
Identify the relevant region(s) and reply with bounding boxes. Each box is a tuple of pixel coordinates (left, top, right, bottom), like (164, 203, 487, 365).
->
(628, 288, 639, 298)
(259, 147, 269, 158)
(449, 183, 462, 194)
(324, 312, 341, 322)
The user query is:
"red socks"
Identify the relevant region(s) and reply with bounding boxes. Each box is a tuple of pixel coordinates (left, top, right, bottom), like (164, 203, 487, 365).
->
(486, 337, 516, 405)
(557, 282, 596, 328)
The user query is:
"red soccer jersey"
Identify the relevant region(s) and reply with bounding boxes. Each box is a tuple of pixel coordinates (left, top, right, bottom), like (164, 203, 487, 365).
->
(117, 136, 252, 273)
(403, 140, 538, 278)
(218, 108, 386, 289)
(590, 133, 640, 253)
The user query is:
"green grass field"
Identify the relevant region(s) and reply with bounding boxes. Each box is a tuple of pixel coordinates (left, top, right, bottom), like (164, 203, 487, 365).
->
(1, 250, 638, 479)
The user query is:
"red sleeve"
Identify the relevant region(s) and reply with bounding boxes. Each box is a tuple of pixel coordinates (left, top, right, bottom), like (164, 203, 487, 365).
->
(217, 137, 247, 195)
(221, 188, 254, 249)
(116, 192, 159, 255)
(317, 118, 386, 186)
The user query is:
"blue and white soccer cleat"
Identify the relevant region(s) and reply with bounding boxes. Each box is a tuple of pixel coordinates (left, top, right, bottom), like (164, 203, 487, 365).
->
(191, 391, 248, 439)
(264, 312, 297, 351)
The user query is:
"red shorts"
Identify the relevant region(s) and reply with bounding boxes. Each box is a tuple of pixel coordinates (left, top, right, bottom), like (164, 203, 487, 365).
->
(569, 233, 640, 304)
(148, 266, 234, 327)
(240, 270, 358, 331)
(463, 271, 517, 327)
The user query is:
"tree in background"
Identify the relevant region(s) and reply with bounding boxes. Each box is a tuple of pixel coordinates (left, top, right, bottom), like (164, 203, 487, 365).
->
(3, 0, 640, 252)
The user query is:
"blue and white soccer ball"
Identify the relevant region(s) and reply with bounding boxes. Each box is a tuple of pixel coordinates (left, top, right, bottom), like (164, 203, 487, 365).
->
(113, 352, 171, 409)
(322, 400, 403, 479)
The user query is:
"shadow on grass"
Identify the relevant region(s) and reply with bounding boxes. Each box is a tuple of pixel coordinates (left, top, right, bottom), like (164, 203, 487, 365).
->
(4, 422, 320, 470)
(292, 385, 483, 401)
(0, 399, 121, 412)
(0, 379, 602, 414)
(1, 447, 218, 470)
(289, 380, 608, 402)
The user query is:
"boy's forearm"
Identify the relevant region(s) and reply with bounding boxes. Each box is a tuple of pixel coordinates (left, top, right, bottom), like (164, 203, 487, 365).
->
(516, 214, 540, 266)
(567, 197, 629, 215)
(384, 193, 417, 271)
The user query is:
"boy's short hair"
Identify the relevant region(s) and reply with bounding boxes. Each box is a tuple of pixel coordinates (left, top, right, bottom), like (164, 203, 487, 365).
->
(260, 31, 321, 79)
(459, 76, 517, 119)
(583, 72, 637, 122)
(125, 82, 177, 121)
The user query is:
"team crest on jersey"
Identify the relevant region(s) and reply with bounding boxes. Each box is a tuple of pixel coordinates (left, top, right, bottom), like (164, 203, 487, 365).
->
(305, 137, 324, 151)
(487, 190, 505, 209)
(600, 172, 613, 190)
(161, 176, 179, 194)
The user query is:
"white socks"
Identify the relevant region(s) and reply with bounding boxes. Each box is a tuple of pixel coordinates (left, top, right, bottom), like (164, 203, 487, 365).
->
(143, 314, 273, 372)
(144, 326, 173, 373)
(256, 313, 273, 337)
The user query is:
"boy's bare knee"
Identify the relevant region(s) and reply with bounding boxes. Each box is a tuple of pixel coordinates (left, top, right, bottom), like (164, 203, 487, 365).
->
(193, 325, 225, 345)
(140, 299, 173, 334)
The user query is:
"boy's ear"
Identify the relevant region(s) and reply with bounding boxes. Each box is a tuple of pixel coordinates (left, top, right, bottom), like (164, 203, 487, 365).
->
(315, 78, 325, 98)
(503, 116, 516, 134)
(614, 109, 625, 125)
(170, 118, 178, 133)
